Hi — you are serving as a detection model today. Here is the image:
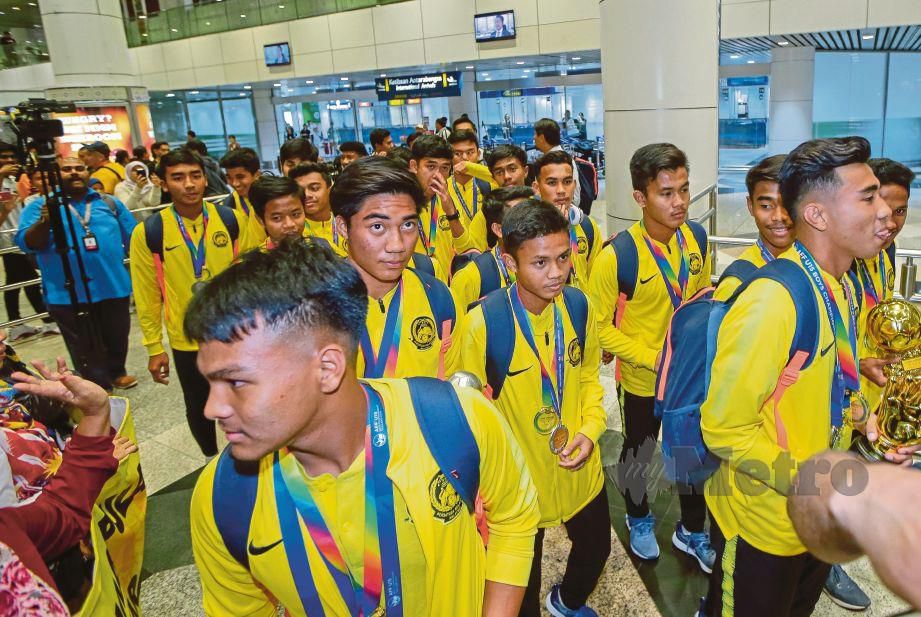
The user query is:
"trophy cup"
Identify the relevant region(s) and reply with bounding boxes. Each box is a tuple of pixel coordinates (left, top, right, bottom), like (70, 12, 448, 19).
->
(856, 298, 921, 461)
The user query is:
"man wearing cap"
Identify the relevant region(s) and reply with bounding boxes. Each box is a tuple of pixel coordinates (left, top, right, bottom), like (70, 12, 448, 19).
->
(78, 142, 125, 195)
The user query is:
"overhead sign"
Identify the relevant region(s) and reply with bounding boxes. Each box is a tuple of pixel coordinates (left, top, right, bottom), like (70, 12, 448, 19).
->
(326, 100, 352, 111)
(375, 72, 461, 101)
(479, 86, 560, 99)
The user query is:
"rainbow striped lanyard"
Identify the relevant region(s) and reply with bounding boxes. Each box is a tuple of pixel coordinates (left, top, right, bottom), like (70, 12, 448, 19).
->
(795, 241, 858, 433)
(358, 280, 403, 378)
(418, 197, 438, 257)
(756, 238, 776, 264)
(509, 285, 564, 416)
(273, 384, 402, 617)
(172, 205, 208, 279)
(232, 191, 251, 217)
(640, 222, 689, 310)
(494, 245, 513, 286)
(450, 176, 478, 221)
(857, 251, 886, 309)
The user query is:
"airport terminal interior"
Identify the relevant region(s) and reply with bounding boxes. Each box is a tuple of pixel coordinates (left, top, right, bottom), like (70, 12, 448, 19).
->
(0, 0, 920, 616)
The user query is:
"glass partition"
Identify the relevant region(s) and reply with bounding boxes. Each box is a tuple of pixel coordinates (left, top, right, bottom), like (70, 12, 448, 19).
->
(149, 90, 258, 160)
(0, 4, 50, 70)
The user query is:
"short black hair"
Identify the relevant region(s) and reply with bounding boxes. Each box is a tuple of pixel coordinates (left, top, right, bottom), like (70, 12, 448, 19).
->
(132, 145, 148, 159)
(288, 161, 332, 186)
(502, 199, 569, 257)
(435, 117, 446, 128)
(220, 147, 260, 174)
(187, 130, 197, 138)
(229, 134, 236, 139)
(533, 150, 573, 178)
(330, 156, 424, 223)
(486, 144, 527, 170)
(386, 146, 412, 168)
(410, 134, 452, 162)
(629, 143, 689, 193)
(534, 118, 561, 147)
(778, 137, 871, 221)
(248, 175, 303, 219)
(868, 157, 914, 196)
(483, 185, 536, 248)
(448, 129, 478, 148)
(152, 140, 169, 151)
(279, 137, 319, 166)
(184, 238, 368, 360)
(157, 148, 204, 178)
(369, 128, 391, 148)
(452, 115, 476, 132)
(745, 154, 786, 197)
(339, 141, 368, 157)
(0, 141, 17, 155)
(183, 139, 208, 155)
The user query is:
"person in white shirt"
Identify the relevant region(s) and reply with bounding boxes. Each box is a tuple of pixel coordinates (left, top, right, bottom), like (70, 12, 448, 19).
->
(114, 161, 162, 221)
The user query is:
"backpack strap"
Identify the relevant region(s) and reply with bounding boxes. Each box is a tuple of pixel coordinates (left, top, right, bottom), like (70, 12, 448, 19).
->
(610, 231, 639, 383)
(686, 220, 709, 268)
(214, 204, 241, 256)
(212, 449, 260, 568)
(410, 252, 436, 278)
(406, 377, 480, 513)
(474, 177, 492, 199)
(717, 259, 759, 286)
(98, 193, 119, 215)
(410, 268, 456, 379)
(579, 216, 595, 256)
(475, 251, 502, 301)
(561, 286, 588, 358)
(142, 212, 168, 316)
(481, 288, 515, 400)
(885, 242, 896, 269)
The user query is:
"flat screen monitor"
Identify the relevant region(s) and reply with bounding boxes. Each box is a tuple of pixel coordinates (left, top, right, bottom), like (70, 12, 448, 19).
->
(474, 10, 516, 42)
(264, 42, 291, 67)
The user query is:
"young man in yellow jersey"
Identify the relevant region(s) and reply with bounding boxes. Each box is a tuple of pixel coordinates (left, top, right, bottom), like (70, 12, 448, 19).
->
(713, 155, 792, 301)
(186, 239, 540, 617)
(454, 144, 530, 254)
(408, 135, 462, 279)
(446, 130, 498, 230)
(279, 137, 318, 177)
(248, 175, 330, 251)
(332, 156, 456, 379)
(533, 150, 601, 291)
(288, 162, 346, 254)
(130, 149, 254, 456)
(220, 147, 267, 245)
(699, 137, 913, 617)
(587, 143, 712, 568)
(449, 186, 533, 317)
(454, 201, 609, 617)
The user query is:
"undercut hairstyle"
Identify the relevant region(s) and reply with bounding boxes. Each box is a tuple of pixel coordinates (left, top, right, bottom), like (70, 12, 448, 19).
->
(330, 156, 425, 223)
(386, 146, 412, 168)
(288, 161, 332, 187)
(745, 154, 787, 197)
(183, 139, 208, 155)
(369, 128, 391, 149)
(184, 238, 368, 360)
(483, 185, 537, 248)
(778, 137, 871, 222)
(279, 137, 318, 166)
(248, 175, 304, 220)
(448, 129, 478, 148)
(410, 134, 453, 162)
(339, 141, 368, 157)
(220, 147, 260, 174)
(486, 144, 527, 170)
(151, 140, 169, 152)
(868, 157, 914, 196)
(534, 118, 561, 147)
(502, 199, 569, 257)
(157, 148, 204, 178)
(452, 115, 476, 132)
(533, 149, 574, 178)
(630, 143, 689, 193)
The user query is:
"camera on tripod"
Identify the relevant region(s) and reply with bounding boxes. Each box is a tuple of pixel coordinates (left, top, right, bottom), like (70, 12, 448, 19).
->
(8, 99, 76, 155)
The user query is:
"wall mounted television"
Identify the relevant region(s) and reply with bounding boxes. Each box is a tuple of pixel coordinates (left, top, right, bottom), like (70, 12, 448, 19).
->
(264, 42, 291, 66)
(474, 10, 516, 42)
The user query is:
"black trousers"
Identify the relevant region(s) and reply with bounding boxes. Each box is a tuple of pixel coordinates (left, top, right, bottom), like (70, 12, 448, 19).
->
(519, 487, 612, 616)
(172, 349, 216, 457)
(704, 511, 830, 617)
(46, 297, 130, 391)
(617, 387, 707, 531)
(3, 252, 47, 321)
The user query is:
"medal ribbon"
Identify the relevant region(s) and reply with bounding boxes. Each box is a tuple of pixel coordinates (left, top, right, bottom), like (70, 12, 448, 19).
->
(450, 177, 477, 221)
(640, 222, 689, 310)
(508, 284, 564, 417)
(273, 384, 402, 616)
(233, 191, 251, 217)
(172, 205, 208, 279)
(756, 238, 776, 264)
(418, 197, 438, 257)
(857, 252, 885, 309)
(358, 281, 403, 378)
(494, 245, 513, 286)
(794, 241, 859, 434)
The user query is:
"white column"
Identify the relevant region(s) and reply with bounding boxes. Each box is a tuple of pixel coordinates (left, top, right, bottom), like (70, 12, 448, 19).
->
(600, 0, 719, 232)
(768, 46, 815, 155)
(448, 70, 479, 127)
(252, 89, 280, 168)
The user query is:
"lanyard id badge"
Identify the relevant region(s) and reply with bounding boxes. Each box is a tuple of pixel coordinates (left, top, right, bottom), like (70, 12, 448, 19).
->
(82, 231, 99, 251)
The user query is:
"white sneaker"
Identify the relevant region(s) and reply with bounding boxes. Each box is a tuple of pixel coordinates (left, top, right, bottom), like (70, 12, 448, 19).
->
(39, 323, 60, 336)
(9, 323, 41, 341)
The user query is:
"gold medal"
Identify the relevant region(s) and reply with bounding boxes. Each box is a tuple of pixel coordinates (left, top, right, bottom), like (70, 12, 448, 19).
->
(549, 424, 569, 454)
(533, 407, 557, 435)
(848, 390, 870, 426)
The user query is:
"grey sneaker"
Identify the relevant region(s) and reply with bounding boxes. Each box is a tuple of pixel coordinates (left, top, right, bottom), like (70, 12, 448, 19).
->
(9, 323, 41, 341)
(824, 564, 870, 611)
(39, 323, 61, 336)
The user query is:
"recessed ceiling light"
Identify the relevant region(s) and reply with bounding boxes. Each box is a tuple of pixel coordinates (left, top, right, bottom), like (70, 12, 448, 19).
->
(380, 73, 386, 77)
(11, 6, 20, 10)
(166, 93, 175, 97)
(523, 69, 530, 73)
(239, 92, 246, 96)
(138, 14, 146, 19)
(170, 28, 178, 32)
(306, 80, 313, 84)
(27, 2, 36, 5)
(243, 85, 252, 89)
(862, 34, 874, 40)
(747, 60, 755, 64)
(484, 77, 492, 81)
(730, 54, 740, 59)
(273, 82, 282, 87)
(205, 21, 210, 25)
(240, 13, 246, 18)
(340, 76, 349, 80)
(278, 4, 285, 7)
(482, 72, 489, 76)
(516, 61, 525, 65)
(190, 90, 199, 94)
(572, 56, 581, 60)
(777, 40, 789, 46)
(465, 65, 474, 69)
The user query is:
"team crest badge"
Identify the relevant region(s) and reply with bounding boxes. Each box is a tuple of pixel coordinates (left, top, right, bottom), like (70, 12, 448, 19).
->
(577, 236, 588, 254)
(410, 316, 437, 350)
(438, 215, 451, 231)
(428, 471, 462, 523)
(212, 231, 229, 248)
(689, 253, 702, 275)
(567, 338, 582, 366)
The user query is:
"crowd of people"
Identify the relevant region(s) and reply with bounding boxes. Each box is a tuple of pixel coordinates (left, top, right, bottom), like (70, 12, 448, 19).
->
(0, 113, 918, 616)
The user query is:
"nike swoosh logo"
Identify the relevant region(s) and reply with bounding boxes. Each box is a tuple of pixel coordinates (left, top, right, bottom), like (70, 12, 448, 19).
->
(248, 539, 283, 556)
(507, 366, 531, 377)
(165, 244, 181, 251)
(820, 342, 834, 357)
(639, 274, 657, 285)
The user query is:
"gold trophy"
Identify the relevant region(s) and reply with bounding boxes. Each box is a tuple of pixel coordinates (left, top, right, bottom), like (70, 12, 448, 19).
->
(856, 298, 921, 461)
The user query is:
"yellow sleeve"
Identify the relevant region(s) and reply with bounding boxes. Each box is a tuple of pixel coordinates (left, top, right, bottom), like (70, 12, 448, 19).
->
(696, 239, 713, 293)
(190, 462, 277, 617)
(129, 224, 166, 357)
(712, 275, 742, 302)
(700, 279, 798, 495)
(453, 306, 489, 386)
(233, 209, 258, 253)
(586, 246, 658, 370)
(452, 212, 488, 254)
(433, 257, 448, 284)
(465, 162, 499, 188)
(576, 303, 606, 444)
(449, 262, 481, 319)
(457, 387, 539, 587)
